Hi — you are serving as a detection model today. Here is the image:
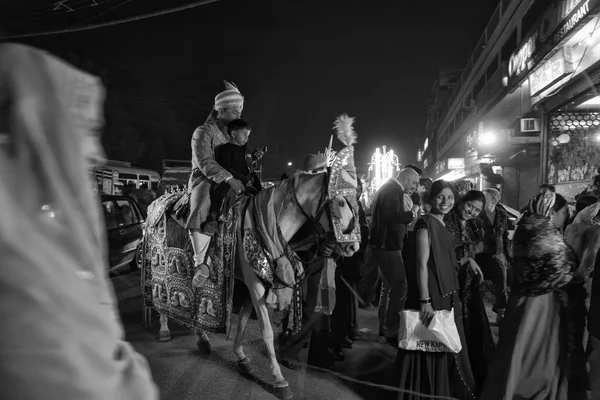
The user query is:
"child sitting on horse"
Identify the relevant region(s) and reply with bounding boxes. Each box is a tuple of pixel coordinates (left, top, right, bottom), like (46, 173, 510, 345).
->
(204, 119, 264, 233)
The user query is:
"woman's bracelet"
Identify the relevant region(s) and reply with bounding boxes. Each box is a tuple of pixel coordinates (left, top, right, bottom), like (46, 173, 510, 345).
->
(419, 297, 431, 304)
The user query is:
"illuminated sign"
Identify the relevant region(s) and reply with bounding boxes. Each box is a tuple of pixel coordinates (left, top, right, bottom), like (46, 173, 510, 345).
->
(447, 158, 465, 170)
(507, 0, 599, 85)
(509, 34, 537, 78)
(529, 47, 574, 96)
(540, 0, 587, 43)
(554, 0, 592, 43)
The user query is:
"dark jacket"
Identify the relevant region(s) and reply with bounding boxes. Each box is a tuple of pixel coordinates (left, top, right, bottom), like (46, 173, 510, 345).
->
(214, 142, 262, 192)
(369, 179, 414, 251)
(477, 205, 510, 258)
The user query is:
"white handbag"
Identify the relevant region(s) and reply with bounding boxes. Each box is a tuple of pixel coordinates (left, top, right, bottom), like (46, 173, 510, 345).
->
(398, 308, 462, 353)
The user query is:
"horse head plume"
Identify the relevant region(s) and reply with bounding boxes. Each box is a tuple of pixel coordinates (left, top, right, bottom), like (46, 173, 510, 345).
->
(333, 114, 357, 147)
(328, 113, 361, 243)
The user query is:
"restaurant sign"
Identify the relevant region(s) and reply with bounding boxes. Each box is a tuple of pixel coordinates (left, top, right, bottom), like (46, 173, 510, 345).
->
(447, 158, 465, 170)
(508, 0, 598, 86)
(529, 46, 574, 96)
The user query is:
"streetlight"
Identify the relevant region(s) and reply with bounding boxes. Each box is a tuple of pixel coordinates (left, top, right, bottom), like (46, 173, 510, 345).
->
(479, 131, 497, 146)
(287, 162, 293, 166)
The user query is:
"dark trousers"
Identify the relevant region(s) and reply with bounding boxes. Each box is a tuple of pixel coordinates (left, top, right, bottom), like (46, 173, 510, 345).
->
(476, 253, 508, 310)
(359, 246, 380, 305)
(279, 261, 330, 364)
(373, 248, 407, 338)
(331, 268, 358, 349)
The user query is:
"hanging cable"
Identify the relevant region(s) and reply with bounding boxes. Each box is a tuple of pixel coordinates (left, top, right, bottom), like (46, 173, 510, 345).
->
(0, 0, 219, 40)
(67, 0, 133, 28)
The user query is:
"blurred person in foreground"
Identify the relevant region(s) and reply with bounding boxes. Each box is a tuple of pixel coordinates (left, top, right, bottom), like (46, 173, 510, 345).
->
(480, 192, 587, 400)
(0, 44, 158, 399)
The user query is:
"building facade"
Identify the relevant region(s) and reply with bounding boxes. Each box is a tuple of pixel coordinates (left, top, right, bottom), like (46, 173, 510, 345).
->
(423, 0, 600, 208)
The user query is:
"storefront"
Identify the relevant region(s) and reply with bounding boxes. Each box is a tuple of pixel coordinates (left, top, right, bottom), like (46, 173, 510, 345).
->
(499, 0, 600, 203)
(531, 12, 600, 201)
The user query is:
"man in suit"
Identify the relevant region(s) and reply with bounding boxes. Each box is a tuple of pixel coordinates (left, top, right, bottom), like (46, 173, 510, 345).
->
(370, 168, 420, 345)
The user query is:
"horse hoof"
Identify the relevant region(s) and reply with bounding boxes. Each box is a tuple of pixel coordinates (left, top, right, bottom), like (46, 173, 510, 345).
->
(196, 338, 212, 354)
(158, 330, 171, 342)
(237, 357, 254, 375)
(274, 381, 293, 400)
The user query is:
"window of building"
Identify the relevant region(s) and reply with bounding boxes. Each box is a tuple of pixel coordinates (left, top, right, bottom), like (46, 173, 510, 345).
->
(521, 0, 553, 38)
(501, 29, 518, 62)
(473, 76, 486, 96)
(486, 58, 499, 79)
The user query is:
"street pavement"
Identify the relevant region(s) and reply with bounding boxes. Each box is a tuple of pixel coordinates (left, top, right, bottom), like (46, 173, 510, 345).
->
(111, 270, 499, 400)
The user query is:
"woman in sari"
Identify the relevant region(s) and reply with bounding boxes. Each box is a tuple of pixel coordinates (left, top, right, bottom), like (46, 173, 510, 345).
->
(444, 190, 494, 392)
(480, 192, 587, 400)
(0, 44, 158, 399)
(395, 180, 476, 400)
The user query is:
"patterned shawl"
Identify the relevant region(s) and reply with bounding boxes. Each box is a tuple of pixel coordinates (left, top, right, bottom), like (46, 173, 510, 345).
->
(513, 213, 574, 296)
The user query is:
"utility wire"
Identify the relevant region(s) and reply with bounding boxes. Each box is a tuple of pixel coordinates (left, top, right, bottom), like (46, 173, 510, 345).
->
(9, 0, 119, 22)
(0, 0, 219, 40)
(68, 0, 133, 28)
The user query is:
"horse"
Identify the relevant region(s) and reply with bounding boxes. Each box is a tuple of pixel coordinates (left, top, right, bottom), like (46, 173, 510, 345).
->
(144, 170, 360, 399)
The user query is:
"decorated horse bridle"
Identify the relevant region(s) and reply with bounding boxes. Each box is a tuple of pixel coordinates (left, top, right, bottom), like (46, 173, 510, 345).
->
(289, 173, 332, 241)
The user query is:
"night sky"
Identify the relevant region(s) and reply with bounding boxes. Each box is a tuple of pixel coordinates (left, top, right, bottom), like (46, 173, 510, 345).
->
(3, 0, 499, 178)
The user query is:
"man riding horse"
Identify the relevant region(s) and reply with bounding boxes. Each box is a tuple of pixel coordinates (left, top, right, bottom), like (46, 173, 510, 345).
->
(185, 81, 248, 287)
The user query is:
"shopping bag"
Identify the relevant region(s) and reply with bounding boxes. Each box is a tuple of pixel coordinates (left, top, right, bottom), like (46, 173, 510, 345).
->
(398, 308, 462, 353)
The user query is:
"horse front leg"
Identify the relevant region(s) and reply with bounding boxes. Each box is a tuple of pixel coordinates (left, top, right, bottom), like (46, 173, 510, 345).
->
(248, 293, 293, 400)
(158, 313, 171, 341)
(233, 298, 255, 375)
(195, 329, 212, 354)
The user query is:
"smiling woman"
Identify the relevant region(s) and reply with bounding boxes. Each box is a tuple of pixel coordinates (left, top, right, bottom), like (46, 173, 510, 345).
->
(395, 180, 477, 400)
(444, 189, 495, 392)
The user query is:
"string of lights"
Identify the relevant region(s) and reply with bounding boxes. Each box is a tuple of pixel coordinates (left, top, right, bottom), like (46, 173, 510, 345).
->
(0, 0, 219, 40)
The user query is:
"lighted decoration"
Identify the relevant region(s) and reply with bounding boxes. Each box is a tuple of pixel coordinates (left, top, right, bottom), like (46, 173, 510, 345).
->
(557, 133, 571, 144)
(551, 132, 572, 147)
(368, 145, 401, 194)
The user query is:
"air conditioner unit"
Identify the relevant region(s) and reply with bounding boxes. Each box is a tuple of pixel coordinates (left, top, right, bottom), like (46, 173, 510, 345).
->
(520, 118, 541, 133)
(462, 99, 476, 109)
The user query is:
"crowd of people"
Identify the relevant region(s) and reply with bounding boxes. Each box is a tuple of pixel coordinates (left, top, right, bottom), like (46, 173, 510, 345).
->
(308, 163, 600, 400)
(4, 43, 600, 400)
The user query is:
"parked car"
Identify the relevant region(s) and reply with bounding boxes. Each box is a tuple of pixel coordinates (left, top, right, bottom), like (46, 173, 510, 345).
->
(101, 194, 145, 273)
